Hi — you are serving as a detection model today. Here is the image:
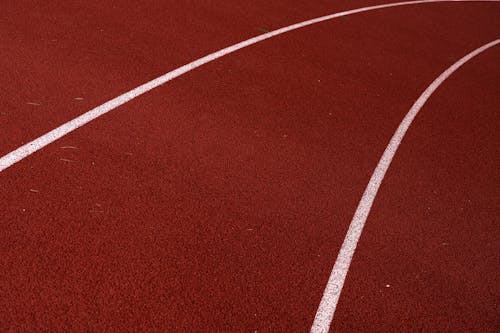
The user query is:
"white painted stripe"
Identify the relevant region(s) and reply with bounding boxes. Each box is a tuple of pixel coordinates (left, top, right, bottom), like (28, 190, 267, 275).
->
(310, 39, 500, 333)
(0, 0, 498, 173)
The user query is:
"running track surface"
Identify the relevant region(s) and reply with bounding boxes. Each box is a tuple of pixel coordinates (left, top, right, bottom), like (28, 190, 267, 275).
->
(1, 1, 499, 331)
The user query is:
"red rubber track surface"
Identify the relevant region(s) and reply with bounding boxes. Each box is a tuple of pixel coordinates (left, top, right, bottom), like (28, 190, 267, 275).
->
(1, 1, 499, 331)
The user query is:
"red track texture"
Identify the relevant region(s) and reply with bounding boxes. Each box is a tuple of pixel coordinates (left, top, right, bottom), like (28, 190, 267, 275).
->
(0, 1, 499, 332)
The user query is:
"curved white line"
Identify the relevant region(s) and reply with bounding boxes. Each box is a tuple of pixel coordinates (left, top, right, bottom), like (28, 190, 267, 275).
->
(0, 0, 499, 172)
(310, 39, 500, 333)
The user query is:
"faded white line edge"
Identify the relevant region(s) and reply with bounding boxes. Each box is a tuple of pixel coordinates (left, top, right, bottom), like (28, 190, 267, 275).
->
(310, 39, 500, 333)
(0, 0, 499, 172)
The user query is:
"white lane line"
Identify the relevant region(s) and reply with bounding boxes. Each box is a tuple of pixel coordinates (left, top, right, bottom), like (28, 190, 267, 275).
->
(310, 39, 500, 333)
(0, 0, 498, 173)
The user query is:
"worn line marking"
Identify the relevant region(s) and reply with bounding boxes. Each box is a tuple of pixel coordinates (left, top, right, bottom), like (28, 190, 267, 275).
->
(0, 1, 498, 173)
(310, 39, 500, 333)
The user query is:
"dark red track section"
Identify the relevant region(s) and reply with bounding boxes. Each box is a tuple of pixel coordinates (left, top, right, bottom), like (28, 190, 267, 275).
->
(1, 1, 499, 331)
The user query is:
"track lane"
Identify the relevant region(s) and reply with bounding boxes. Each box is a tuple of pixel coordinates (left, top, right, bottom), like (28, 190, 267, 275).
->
(0, 2, 499, 332)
